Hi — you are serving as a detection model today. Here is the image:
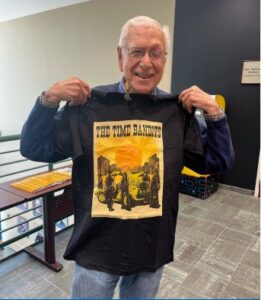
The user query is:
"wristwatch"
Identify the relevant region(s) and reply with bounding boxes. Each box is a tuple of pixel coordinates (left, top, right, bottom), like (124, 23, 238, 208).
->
(39, 91, 60, 108)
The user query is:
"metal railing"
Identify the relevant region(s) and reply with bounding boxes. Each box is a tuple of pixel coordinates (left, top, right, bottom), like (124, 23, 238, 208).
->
(0, 134, 72, 261)
(0, 134, 54, 179)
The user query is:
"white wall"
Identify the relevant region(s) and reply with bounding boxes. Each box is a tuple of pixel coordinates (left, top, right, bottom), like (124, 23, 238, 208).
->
(0, 0, 175, 136)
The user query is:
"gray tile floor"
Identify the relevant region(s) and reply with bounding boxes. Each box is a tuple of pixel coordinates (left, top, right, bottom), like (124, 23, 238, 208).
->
(0, 188, 260, 299)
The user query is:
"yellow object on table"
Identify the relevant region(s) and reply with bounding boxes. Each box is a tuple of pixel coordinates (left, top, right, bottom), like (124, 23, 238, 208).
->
(181, 166, 210, 178)
(10, 168, 71, 193)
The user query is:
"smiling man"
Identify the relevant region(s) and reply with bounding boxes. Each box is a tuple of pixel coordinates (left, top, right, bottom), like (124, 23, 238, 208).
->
(20, 16, 234, 299)
(117, 20, 167, 94)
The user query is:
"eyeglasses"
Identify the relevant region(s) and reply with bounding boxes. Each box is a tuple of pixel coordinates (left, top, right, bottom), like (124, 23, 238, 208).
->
(123, 47, 167, 61)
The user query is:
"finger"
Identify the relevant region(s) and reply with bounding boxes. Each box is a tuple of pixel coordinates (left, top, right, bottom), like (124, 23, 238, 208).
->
(80, 79, 91, 92)
(179, 85, 197, 99)
(179, 87, 192, 98)
(180, 91, 194, 108)
(179, 85, 202, 99)
(77, 79, 91, 101)
(184, 101, 193, 113)
(81, 85, 91, 100)
(180, 92, 197, 113)
(58, 77, 91, 105)
(71, 81, 88, 104)
(181, 101, 193, 114)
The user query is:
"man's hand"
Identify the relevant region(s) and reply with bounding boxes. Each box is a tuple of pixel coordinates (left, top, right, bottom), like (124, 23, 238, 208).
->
(43, 77, 91, 106)
(179, 86, 220, 114)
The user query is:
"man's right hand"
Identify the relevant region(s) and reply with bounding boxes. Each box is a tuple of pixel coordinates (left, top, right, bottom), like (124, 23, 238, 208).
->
(43, 77, 91, 106)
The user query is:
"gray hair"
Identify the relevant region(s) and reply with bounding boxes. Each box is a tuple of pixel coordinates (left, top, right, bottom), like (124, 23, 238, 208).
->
(118, 16, 171, 52)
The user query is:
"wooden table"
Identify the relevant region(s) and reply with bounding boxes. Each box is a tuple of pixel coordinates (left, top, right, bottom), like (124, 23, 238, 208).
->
(0, 175, 73, 272)
(0, 188, 25, 210)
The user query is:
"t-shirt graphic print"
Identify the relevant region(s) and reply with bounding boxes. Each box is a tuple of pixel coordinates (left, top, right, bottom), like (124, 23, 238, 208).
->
(92, 119, 163, 219)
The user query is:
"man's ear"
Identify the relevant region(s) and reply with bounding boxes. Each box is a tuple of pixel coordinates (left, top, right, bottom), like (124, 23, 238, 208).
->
(117, 47, 124, 72)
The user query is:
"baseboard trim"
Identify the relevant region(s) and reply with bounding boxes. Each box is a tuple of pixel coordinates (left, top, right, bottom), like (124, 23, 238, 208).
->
(219, 183, 254, 196)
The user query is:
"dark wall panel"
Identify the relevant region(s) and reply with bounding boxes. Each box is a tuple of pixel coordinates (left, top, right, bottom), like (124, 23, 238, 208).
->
(172, 0, 260, 190)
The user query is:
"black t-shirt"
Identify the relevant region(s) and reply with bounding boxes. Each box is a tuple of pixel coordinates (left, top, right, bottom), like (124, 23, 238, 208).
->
(55, 91, 203, 274)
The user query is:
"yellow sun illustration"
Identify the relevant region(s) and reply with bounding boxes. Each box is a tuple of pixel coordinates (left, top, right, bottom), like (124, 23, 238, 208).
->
(115, 144, 142, 170)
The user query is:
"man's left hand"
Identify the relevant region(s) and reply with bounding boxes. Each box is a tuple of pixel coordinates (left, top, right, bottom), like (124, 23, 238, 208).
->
(179, 86, 220, 114)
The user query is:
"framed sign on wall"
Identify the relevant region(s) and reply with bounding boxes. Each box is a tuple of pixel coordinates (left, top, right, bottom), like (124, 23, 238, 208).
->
(241, 60, 260, 84)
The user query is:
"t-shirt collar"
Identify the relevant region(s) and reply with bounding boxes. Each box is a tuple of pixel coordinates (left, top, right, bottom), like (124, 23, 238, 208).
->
(118, 77, 158, 96)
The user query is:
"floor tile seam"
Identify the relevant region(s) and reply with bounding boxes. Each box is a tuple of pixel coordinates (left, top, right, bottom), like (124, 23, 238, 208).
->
(227, 240, 258, 290)
(175, 224, 224, 264)
(222, 213, 258, 242)
(217, 201, 250, 211)
(174, 238, 210, 258)
(0, 277, 31, 299)
(22, 277, 57, 294)
(191, 246, 236, 282)
(193, 253, 236, 283)
(220, 280, 260, 298)
(212, 203, 243, 220)
(0, 254, 26, 272)
(17, 263, 54, 281)
(238, 261, 261, 273)
(234, 207, 261, 219)
(192, 221, 248, 278)
(217, 276, 231, 298)
(218, 277, 232, 299)
(181, 204, 216, 218)
(178, 286, 205, 299)
(45, 277, 70, 295)
(179, 211, 218, 223)
(247, 234, 261, 253)
(207, 235, 250, 256)
(185, 208, 240, 226)
(229, 273, 260, 295)
(188, 200, 219, 211)
(218, 231, 257, 248)
(180, 266, 229, 299)
(198, 217, 229, 253)
(179, 277, 207, 299)
(223, 189, 255, 199)
(0, 289, 9, 299)
(178, 211, 203, 220)
(241, 210, 261, 218)
(216, 268, 237, 299)
(193, 242, 256, 283)
(221, 223, 258, 238)
(172, 255, 201, 276)
(164, 264, 191, 282)
(176, 225, 221, 246)
(218, 185, 254, 196)
(240, 197, 261, 209)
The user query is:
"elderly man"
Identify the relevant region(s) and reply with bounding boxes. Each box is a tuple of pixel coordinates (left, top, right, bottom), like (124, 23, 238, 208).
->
(21, 16, 234, 299)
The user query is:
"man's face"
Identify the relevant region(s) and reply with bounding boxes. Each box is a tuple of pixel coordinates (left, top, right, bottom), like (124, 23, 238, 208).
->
(117, 25, 167, 94)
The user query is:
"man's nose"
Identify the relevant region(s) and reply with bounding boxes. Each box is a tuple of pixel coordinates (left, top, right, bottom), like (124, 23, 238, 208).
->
(140, 51, 153, 66)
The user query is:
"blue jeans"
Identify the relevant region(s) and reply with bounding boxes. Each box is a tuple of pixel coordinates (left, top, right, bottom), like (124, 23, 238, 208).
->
(71, 263, 163, 299)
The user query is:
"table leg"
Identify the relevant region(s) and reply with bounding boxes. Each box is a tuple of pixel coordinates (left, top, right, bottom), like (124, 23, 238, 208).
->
(24, 194, 63, 272)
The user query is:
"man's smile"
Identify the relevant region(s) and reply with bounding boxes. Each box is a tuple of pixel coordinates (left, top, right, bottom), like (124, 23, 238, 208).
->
(134, 72, 154, 79)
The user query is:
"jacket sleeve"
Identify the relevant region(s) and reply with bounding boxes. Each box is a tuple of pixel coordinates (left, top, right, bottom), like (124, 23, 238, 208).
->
(183, 115, 235, 174)
(20, 98, 73, 163)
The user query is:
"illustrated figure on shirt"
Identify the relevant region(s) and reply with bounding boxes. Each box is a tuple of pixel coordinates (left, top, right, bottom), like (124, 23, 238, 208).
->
(120, 172, 131, 211)
(138, 171, 150, 198)
(105, 172, 114, 211)
(150, 168, 160, 208)
(97, 174, 103, 189)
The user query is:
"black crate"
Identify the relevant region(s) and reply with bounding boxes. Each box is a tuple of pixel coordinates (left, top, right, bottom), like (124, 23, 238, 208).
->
(180, 174, 219, 199)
